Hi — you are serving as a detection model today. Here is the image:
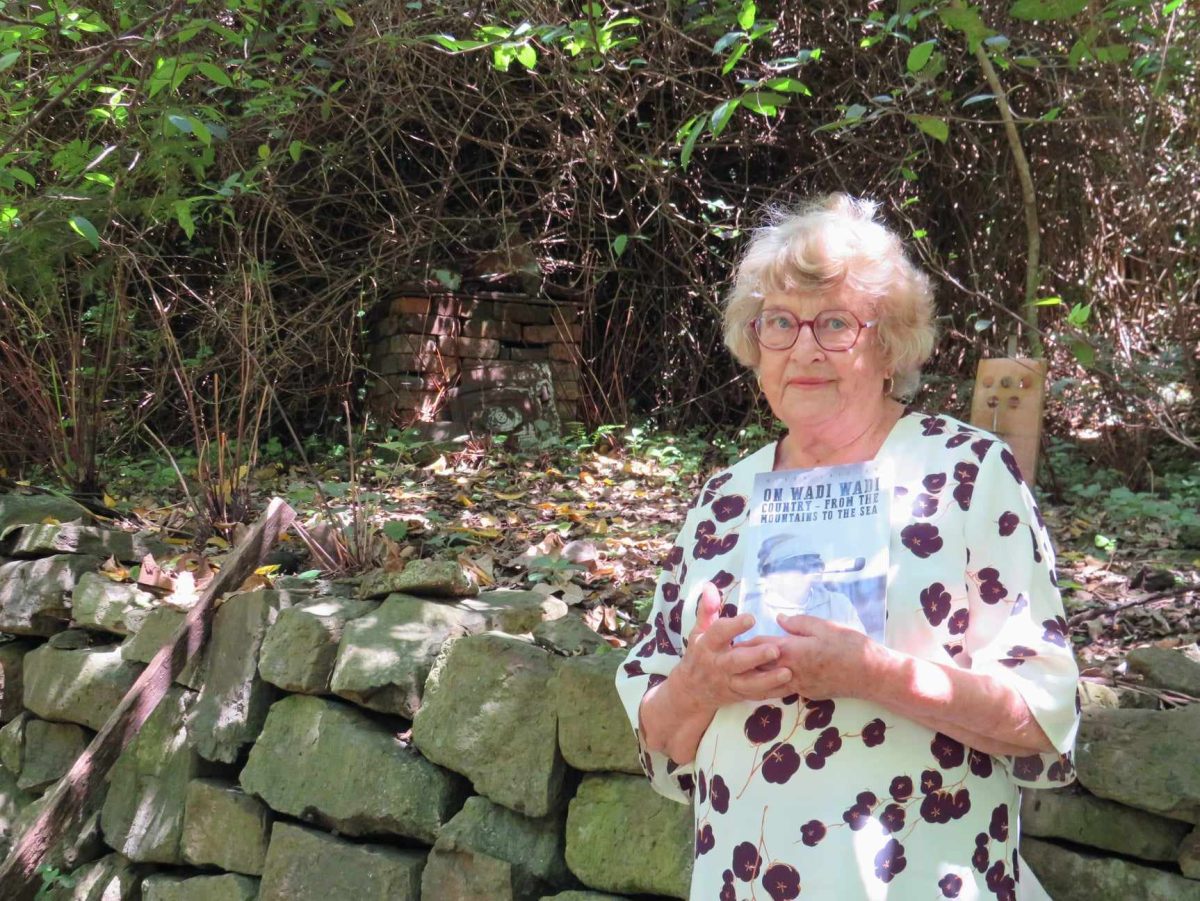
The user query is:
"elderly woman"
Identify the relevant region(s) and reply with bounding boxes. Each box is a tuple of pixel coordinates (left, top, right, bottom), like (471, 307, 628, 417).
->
(615, 194, 1078, 900)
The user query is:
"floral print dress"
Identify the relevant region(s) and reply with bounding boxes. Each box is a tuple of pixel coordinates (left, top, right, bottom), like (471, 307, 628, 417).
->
(615, 411, 1080, 901)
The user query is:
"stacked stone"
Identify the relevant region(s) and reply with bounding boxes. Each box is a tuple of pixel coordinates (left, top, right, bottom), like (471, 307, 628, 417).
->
(367, 293, 584, 423)
(6, 488, 1200, 900)
(1021, 647, 1200, 900)
(0, 493, 690, 900)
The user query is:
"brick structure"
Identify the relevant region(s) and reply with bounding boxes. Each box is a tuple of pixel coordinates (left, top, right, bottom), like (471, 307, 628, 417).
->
(367, 291, 584, 436)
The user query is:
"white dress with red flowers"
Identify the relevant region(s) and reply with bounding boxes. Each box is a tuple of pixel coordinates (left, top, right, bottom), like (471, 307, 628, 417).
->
(614, 411, 1079, 901)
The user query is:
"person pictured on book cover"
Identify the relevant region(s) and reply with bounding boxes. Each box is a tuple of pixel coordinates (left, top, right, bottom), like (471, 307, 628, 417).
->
(615, 194, 1077, 900)
(754, 541, 867, 634)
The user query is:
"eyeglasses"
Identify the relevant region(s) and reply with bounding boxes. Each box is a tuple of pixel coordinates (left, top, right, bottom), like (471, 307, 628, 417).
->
(750, 308, 877, 352)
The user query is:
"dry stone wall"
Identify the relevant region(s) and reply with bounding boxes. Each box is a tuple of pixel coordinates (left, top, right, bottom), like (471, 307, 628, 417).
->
(1, 492, 1199, 900)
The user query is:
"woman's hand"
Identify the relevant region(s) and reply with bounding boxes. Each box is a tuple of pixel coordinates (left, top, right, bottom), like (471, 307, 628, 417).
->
(766, 613, 884, 700)
(639, 583, 791, 765)
(674, 583, 794, 713)
(770, 613, 1054, 755)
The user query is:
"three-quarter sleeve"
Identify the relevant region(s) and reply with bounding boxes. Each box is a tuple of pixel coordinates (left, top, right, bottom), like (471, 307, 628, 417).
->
(962, 441, 1080, 789)
(614, 510, 698, 804)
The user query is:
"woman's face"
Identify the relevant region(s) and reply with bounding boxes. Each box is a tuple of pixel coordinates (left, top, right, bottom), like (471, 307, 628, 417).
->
(754, 289, 891, 436)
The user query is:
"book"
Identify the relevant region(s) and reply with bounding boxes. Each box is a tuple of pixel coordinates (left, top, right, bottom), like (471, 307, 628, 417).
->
(737, 459, 890, 642)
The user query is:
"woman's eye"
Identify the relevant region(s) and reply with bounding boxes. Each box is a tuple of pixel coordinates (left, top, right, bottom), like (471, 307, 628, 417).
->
(823, 316, 850, 331)
(769, 315, 795, 330)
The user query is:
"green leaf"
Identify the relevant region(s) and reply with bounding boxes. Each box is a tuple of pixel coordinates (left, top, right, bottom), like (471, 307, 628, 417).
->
(187, 116, 213, 146)
(721, 42, 749, 75)
(0, 51, 20, 72)
(1010, 0, 1087, 21)
(332, 7, 354, 27)
(174, 200, 195, 239)
(196, 62, 233, 87)
(962, 93, 996, 106)
(909, 114, 949, 142)
(382, 520, 409, 541)
(844, 103, 868, 121)
(1066, 302, 1092, 327)
(8, 166, 35, 187)
(1067, 38, 1094, 68)
(713, 31, 744, 54)
(1095, 44, 1130, 64)
(764, 77, 811, 95)
(516, 43, 537, 69)
(427, 34, 488, 52)
(69, 214, 100, 250)
(1070, 339, 1095, 368)
(167, 114, 193, 134)
(710, 98, 739, 137)
(741, 91, 788, 116)
(680, 113, 707, 169)
(289, 141, 303, 163)
(492, 45, 516, 72)
(973, 318, 993, 332)
(737, 0, 757, 30)
(938, 6, 992, 51)
(1034, 296, 1063, 306)
(434, 269, 462, 290)
(257, 144, 271, 161)
(612, 234, 628, 258)
(295, 569, 322, 581)
(906, 40, 936, 73)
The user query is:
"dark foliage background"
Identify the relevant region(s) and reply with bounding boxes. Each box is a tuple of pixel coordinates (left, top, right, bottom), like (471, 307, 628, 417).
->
(0, 0, 1195, 490)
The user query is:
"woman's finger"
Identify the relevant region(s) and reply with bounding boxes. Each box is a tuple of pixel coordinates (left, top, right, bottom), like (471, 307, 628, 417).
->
(700, 611, 758, 647)
(776, 613, 824, 636)
(694, 582, 722, 632)
(685, 582, 724, 648)
(728, 667, 792, 698)
(722, 641, 783, 675)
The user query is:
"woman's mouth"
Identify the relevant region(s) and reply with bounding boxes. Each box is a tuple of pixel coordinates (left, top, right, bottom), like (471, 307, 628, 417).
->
(787, 377, 831, 387)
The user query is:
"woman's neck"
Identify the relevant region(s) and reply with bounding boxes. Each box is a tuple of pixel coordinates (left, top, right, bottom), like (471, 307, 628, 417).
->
(775, 401, 904, 470)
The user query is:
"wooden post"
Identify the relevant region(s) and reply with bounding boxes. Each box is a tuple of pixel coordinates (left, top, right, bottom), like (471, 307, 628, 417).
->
(0, 498, 296, 900)
(969, 358, 1048, 485)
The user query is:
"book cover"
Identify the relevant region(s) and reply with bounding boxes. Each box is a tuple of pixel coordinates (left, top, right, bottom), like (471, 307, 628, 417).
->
(737, 460, 890, 642)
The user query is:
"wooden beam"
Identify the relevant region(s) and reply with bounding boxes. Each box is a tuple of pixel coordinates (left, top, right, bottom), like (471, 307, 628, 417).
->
(0, 498, 296, 899)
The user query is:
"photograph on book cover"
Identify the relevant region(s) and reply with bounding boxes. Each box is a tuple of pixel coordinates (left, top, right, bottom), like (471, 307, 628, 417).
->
(737, 459, 891, 643)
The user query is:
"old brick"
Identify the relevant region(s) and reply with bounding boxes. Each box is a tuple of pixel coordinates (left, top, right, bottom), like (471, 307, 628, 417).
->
(397, 314, 461, 337)
(555, 381, 582, 402)
(549, 362, 580, 381)
(509, 347, 550, 362)
(391, 296, 459, 317)
(463, 319, 523, 341)
(524, 324, 583, 344)
(551, 305, 583, 327)
(456, 298, 497, 319)
(376, 355, 410, 376)
(389, 334, 459, 356)
(455, 337, 500, 359)
(556, 401, 580, 421)
(549, 343, 578, 362)
(498, 302, 554, 325)
(383, 353, 460, 376)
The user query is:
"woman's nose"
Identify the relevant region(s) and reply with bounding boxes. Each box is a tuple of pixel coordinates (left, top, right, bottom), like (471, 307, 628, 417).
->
(789, 323, 826, 357)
